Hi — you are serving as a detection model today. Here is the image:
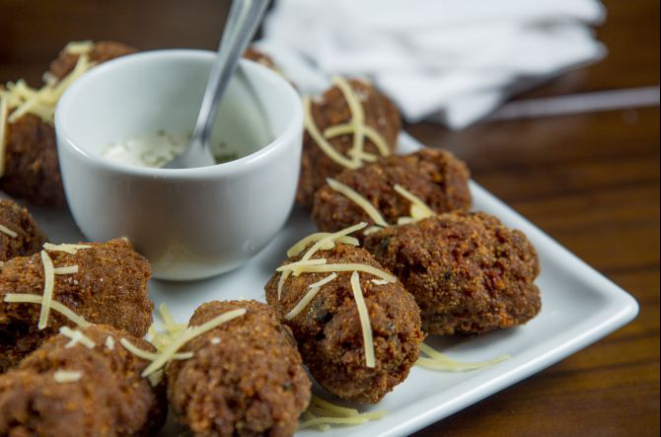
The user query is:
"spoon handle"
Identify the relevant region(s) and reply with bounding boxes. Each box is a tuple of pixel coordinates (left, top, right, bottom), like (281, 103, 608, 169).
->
(191, 0, 270, 152)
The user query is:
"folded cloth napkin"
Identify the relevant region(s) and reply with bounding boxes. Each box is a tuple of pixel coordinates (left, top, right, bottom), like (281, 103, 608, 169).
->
(257, 0, 607, 129)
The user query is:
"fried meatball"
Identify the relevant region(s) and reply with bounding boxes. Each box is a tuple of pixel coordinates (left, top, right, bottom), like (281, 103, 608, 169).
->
(49, 41, 138, 80)
(0, 324, 167, 437)
(312, 148, 472, 237)
(0, 41, 137, 207)
(168, 300, 311, 437)
(0, 238, 153, 372)
(0, 199, 46, 262)
(364, 212, 541, 336)
(265, 244, 424, 404)
(298, 79, 401, 207)
(0, 114, 64, 207)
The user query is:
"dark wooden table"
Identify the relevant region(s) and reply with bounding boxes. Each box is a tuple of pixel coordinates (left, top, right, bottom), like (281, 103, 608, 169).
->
(2, 1, 659, 436)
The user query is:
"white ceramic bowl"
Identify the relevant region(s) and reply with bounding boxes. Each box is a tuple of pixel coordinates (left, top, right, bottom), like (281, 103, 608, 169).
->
(56, 50, 303, 281)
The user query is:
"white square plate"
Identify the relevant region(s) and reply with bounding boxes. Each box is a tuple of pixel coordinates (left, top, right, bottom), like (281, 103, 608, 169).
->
(26, 133, 638, 437)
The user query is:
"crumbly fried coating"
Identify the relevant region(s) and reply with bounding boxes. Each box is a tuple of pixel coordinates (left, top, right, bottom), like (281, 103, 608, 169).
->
(49, 41, 138, 80)
(312, 148, 472, 237)
(0, 199, 46, 262)
(0, 238, 153, 372)
(364, 212, 541, 336)
(0, 114, 64, 207)
(168, 301, 311, 437)
(0, 41, 137, 208)
(0, 324, 167, 437)
(297, 79, 401, 207)
(265, 244, 424, 404)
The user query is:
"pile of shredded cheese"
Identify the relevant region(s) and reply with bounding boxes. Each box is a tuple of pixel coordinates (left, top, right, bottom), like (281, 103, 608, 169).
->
(303, 76, 391, 171)
(416, 342, 510, 372)
(300, 395, 386, 431)
(0, 41, 96, 176)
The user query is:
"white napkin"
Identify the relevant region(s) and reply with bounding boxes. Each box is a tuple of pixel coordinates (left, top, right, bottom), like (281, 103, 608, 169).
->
(257, 0, 607, 129)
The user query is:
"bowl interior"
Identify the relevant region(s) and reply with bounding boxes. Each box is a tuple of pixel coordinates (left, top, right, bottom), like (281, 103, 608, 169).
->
(57, 50, 296, 165)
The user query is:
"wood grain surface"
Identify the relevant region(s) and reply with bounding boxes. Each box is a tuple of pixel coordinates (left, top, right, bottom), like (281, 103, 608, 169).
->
(1, 0, 659, 436)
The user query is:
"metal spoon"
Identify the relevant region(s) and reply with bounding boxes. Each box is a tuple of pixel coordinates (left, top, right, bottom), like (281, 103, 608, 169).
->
(166, 0, 270, 169)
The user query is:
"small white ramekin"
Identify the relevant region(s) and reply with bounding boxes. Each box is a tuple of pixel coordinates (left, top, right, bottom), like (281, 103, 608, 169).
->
(56, 50, 303, 281)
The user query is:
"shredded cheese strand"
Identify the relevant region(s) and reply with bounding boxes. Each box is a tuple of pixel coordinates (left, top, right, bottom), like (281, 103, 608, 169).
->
(327, 178, 389, 227)
(332, 77, 366, 168)
(350, 272, 375, 368)
(394, 184, 435, 220)
(105, 336, 115, 350)
(37, 251, 55, 330)
(53, 265, 79, 275)
(142, 308, 246, 377)
(277, 270, 291, 300)
(148, 304, 188, 352)
(417, 343, 510, 372)
(285, 273, 338, 321)
(60, 326, 96, 349)
(277, 258, 328, 277)
(309, 273, 340, 289)
(277, 263, 396, 283)
(300, 394, 386, 430)
(147, 369, 164, 387)
(287, 233, 359, 258)
(43, 243, 92, 255)
(158, 303, 178, 333)
(64, 40, 94, 55)
(324, 124, 391, 158)
(397, 217, 417, 225)
(120, 337, 193, 362)
(301, 223, 367, 262)
(53, 370, 83, 383)
(285, 287, 321, 321)
(363, 226, 384, 236)
(0, 224, 17, 238)
(4, 293, 91, 328)
(303, 96, 360, 170)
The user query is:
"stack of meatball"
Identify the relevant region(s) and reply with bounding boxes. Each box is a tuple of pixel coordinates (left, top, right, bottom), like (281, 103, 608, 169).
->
(266, 74, 542, 405)
(0, 40, 542, 437)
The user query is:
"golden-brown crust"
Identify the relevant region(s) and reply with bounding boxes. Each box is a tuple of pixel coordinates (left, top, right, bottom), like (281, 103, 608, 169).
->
(1, 41, 137, 208)
(312, 148, 472, 237)
(364, 212, 541, 335)
(167, 300, 311, 437)
(0, 114, 65, 208)
(0, 238, 153, 372)
(297, 79, 401, 207)
(0, 324, 167, 437)
(0, 199, 47, 261)
(265, 244, 424, 404)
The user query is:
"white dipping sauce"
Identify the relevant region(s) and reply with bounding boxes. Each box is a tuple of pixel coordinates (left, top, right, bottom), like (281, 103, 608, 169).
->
(102, 132, 189, 168)
(102, 131, 241, 168)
